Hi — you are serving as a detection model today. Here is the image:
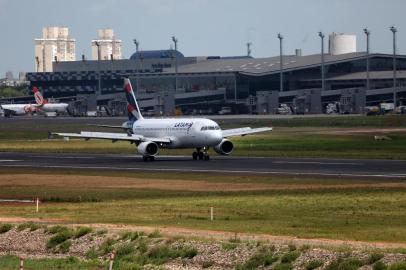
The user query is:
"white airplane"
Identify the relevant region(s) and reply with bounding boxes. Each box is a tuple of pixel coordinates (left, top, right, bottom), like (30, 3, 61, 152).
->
(54, 78, 272, 161)
(1, 87, 68, 116)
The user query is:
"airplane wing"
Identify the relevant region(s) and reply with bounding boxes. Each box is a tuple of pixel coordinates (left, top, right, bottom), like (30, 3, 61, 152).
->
(222, 127, 272, 137)
(53, 131, 171, 144)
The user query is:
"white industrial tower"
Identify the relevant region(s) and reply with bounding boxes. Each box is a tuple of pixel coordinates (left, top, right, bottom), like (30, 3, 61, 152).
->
(91, 28, 122, 60)
(34, 27, 76, 72)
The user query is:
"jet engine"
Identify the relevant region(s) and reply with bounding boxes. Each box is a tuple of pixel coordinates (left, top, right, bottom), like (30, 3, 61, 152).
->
(214, 139, 234, 155)
(137, 141, 159, 156)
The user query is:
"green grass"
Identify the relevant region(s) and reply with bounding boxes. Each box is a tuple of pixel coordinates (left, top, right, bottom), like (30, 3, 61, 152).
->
(325, 258, 364, 270)
(1, 132, 406, 159)
(47, 230, 73, 249)
(0, 223, 13, 234)
(305, 260, 324, 270)
(1, 115, 406, 159)
(16, 222, 41, 231)
(1, 186, 406, 243)
(236, 250, 279, 270)
(0, 255, 104, 270)
(74, 226, 92, 238)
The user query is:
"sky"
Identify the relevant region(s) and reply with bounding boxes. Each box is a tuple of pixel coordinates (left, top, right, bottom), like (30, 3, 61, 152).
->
(0, 0, 405, 77)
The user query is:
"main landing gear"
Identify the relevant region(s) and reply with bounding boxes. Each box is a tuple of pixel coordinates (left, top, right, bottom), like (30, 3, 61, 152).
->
(192, 147, 210, 161)
(143, 156, 155, 162)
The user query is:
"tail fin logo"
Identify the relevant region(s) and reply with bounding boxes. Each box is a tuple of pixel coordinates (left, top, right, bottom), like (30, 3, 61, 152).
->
(32, 87, 47, 106)
(123, 78, 143, 120)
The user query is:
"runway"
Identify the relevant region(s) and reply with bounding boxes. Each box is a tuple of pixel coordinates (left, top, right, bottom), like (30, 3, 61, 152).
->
(0, 152, 406, 179)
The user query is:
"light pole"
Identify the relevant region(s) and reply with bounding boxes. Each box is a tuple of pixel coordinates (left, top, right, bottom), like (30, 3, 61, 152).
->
(246, 42, 252, 57)
(133, 39, 139, 52)
(363, 28, 370, 90)
(318, 32, 325, 91)
(277, 33, 283, 92)
(133, 39, 141, 91)
(95, 41, 101, 95)
(172, 36, 178, 91)
(390, 26, 397, 107)
(95, 41, 101, 61)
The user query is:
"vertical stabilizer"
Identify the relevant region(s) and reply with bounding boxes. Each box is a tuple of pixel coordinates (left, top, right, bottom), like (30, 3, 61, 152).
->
(123, 78, 144, 120)
(32, 87, 48, 106)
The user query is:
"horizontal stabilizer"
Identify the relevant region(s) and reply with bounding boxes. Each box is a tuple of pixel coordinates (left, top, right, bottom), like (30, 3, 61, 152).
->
(86, 124, 127, 129)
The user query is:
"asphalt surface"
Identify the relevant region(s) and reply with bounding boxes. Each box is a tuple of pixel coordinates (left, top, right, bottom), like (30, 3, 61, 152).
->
(0, 152, 405, 179)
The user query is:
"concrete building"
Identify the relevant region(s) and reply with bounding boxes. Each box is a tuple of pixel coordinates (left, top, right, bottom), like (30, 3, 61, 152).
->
(91, 28, 122, 60)
(34, 27, 76, 72)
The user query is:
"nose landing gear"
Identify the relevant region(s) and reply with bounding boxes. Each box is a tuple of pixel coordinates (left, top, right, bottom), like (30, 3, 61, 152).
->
(192, 147, 210, 161)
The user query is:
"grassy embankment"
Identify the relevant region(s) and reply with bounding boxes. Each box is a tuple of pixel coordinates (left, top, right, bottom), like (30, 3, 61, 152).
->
(1, 169, 406, 243)
(0, 115, 406, 159)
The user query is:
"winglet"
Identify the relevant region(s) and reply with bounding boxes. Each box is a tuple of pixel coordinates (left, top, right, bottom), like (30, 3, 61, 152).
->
(124, 78, 143, 120)
(32, 87, 48, 106)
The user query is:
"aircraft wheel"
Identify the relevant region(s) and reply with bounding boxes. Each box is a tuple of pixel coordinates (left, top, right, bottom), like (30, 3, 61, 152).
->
(198, 152, 204, 160)
(204, 154, 210, 161)
(192, 152, 198, 160)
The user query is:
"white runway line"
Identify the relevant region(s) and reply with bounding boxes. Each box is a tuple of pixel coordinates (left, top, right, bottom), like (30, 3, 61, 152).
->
(30, 156, 95, 159)
(1, 164, 405, 179)
(273, 161, 362, 166)
(0, 160, 19, 162)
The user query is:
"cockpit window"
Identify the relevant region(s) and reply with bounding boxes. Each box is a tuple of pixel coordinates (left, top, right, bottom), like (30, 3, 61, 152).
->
(201, 126, 220, 131)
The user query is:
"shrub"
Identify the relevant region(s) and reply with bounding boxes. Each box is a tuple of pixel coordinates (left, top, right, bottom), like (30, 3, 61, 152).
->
(288, 243, 297, 251)
(120, 231, 140, 241)
(137, 240, 148, 254)
(389, 261, 406, 270)
(17, 222, 40, 231)
(202, 260, 214, 268)
(236, 252, 278, 270)
(306, 260, 323, 270)
(99, 238, 116, 254)
(368, 253, 385, 264)
(264, 254, 279, 266)
(47, 230, 73, 249)
(116, 243, 135, 258)
(274, 262, 293, 270)
(222, 242, 238, 250)
(74, 227, 92, 239)
(147, 245, 197, 265)
(96, 229, 107, 236)
(148, 230, 162, 238)
(59, 240, 72, 253)
(47, 225, 69, 234)
(179, 247, 198, 258)
(85, 248, 99, 260)
(373, 261, 387, 270)
(326, 258, 364, 270)
(281, 251, 301, 263)
(0, 223, 13, 234)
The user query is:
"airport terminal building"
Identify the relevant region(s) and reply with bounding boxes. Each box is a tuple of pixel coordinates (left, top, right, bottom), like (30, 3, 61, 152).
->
(25, 48, 406, 115)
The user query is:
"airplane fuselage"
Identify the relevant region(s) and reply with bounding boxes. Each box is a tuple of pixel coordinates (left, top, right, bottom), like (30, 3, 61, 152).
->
(1, 103, 68, 116)
(1, 104, 36, 115)
(132, 118, 223, 148)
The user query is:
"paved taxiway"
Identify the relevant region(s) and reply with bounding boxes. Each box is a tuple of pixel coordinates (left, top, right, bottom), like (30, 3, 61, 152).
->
(0, 152, 405, 178)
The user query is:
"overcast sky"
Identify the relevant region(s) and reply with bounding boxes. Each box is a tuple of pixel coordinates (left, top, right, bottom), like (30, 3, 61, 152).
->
(0, 0, 405, 77)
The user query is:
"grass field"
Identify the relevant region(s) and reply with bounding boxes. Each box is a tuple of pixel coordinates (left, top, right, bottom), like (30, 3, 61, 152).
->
(1, 115, 406, 159)
(1, 115, 406, 245)
(1, 169, 406, 243)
